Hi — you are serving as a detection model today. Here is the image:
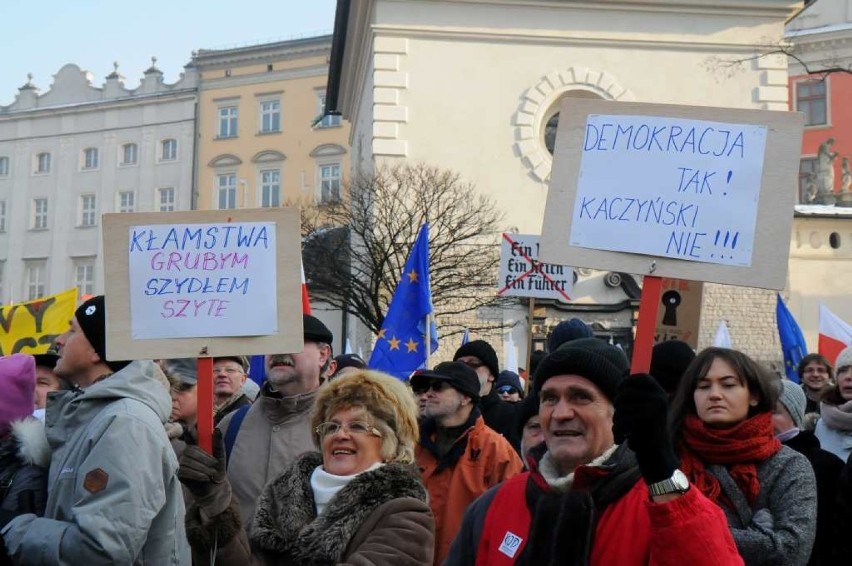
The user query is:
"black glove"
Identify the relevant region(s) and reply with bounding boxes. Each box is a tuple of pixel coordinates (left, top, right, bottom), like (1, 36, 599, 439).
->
(178, 429, 231, 517)
(612, 373, 679, 485)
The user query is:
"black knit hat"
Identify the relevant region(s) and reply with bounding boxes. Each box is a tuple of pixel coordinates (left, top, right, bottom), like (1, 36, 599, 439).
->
(454, 339, 499, 379)
(304, 314, 333, 344)
(547, 318, 594, 352)
(533, 337, 628, 402)
(650, 340, 696, 395)
(75, 296, 130, 373)
(513, 393, 540, 442)
(411, 361, 481, 401)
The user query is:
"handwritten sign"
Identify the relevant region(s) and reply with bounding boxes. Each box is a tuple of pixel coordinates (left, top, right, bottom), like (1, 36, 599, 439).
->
(0, 288, 77, 355)
(128, 222, 277, 339)
(497, 233, 572, 300)
(540, 99, 804, 290)
(571, 115, 767, 267)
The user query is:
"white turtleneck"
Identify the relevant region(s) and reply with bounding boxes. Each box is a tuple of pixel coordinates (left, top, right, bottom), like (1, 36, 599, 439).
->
(310, 462, 384, 516)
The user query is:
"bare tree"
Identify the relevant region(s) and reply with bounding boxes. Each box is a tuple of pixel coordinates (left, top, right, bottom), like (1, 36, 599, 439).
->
(300, 163, 508, 337)
(706, 41, 852, 81)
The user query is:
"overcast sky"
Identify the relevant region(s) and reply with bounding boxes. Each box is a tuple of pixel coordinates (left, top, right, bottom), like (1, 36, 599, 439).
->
(0, 0, 337, 105)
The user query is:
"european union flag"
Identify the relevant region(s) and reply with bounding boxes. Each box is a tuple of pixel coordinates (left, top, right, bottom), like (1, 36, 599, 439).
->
(369, 224, 438, 379)
(776, 293, 808, 383)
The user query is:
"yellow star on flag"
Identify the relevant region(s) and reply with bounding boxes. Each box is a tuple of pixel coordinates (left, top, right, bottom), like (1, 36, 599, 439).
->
(405, 337, 419, 353)
(377, 328, 387, 340)
(407, 269, 419, 283)
(388, 336, 401, 350)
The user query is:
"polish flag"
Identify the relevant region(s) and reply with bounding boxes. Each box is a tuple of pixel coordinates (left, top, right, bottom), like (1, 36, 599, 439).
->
(301, 262, 312, 315)
(818, 303, 852, 364)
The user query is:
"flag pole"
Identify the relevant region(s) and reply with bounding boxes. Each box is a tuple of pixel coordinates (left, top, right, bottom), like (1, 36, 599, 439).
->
(525, 298, 535, 396)
(425, 312, 432, 369)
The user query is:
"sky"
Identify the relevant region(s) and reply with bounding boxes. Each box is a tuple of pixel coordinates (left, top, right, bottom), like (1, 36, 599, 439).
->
(0, 0, 338, 106)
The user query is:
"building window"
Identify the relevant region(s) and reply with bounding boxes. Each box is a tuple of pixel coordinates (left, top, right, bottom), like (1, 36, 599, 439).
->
(79, 194, 97, 227)
(82, 147, 99, 170)
(35, 152, 51, 174)
(260, 169, 280, 207)
(121, 143, 138, 165)
(0, 201, 6, 232)
(25, 261, 45, 300)
(260, 100, 281, 133)
(796, 81, 827, 127)
(0, 156, 9, 177)
(161, 139, 177, 161)
(158, 187, 175, 212)
(74, 260, 95, 296)
(217, 174, 237, 209)
(799, 157, 818, 203)
(316, 92, 341, 128)
(319, 163, 341, 202)
(218, 106, 238, 138)
(31, 198, 48, 230)
(118, 191, 135, 213)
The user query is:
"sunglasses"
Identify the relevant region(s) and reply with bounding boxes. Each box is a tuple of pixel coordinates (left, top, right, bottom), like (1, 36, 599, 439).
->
(497, 386, 519, 395)
(412, 380, 451, 395)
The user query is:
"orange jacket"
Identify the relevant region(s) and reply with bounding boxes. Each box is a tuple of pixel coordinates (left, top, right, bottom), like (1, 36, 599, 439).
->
(416, 415, 523, 565)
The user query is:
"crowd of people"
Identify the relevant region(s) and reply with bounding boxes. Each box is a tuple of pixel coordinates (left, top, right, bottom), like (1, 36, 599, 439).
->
(0, 297, 851, 564)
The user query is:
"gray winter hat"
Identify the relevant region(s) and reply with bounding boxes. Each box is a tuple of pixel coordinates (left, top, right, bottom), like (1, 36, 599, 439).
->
(777, 379, 806, 430)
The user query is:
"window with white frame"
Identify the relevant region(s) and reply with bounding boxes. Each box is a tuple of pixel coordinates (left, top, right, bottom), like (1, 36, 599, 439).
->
(161, 139, 177, 161)
(82, 147, 99, 170)
(118, 191, 135, 213)
(121, 143, 138, 165)
(158, 187, 175, 211)
(260, 100, 281, 133)
(0, 156, 9, 177)
(217, 174, 237, 209)
(319, 163, 341, 203)
(316, 92, 341, 128)
(24, 261, 45, 300)
(31, 198, 48, 230)
(79, 194, 97, 227)
(74, 259, 95, 296)
(35, 152, 50, 174)
(218, 106, 238, 138)
(0, 201, 6, 232)
(796, 81, 827, 127)
(260, 169, 280, 207)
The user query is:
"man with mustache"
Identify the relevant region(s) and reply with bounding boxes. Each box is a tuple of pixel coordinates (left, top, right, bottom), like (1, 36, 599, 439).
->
(446, 338, 742, 565)
(179, 314, 333, 533)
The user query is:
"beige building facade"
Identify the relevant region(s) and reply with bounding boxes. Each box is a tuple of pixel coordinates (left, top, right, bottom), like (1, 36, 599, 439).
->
(329, 0, 802, 364)
(192, 35, 351, 212)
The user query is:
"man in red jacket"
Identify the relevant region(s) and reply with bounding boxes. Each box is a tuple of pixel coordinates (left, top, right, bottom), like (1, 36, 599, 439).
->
(446, 338, 743, 565)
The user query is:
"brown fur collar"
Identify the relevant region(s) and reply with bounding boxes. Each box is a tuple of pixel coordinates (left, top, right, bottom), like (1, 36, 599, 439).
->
(250, 451, 427, 564)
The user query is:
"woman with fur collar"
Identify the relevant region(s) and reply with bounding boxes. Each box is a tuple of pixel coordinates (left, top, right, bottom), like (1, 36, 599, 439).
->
(0, 354, 51, 563)
(185, 369, 434, 565)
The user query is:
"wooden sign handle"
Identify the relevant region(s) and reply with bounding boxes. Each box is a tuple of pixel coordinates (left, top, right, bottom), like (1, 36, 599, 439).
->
(631, 276, 663, 374)
(197, 357, 214, 454)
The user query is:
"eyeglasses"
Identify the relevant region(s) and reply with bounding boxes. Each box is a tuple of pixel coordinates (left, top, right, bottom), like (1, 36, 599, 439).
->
(497, 386, 518, 395)
(214, 367, 244, 375)
(315, 421, 382, 438)
(412, 381, 450, 395)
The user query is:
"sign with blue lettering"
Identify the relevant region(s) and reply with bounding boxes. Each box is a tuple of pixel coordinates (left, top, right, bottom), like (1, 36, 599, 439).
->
(128, 222, 277, 339)
(541, 99, 804, 290)
(572, 115, 767, 267)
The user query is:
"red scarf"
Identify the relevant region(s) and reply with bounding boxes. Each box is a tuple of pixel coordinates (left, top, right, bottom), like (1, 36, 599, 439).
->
(680, 412, 780, 506)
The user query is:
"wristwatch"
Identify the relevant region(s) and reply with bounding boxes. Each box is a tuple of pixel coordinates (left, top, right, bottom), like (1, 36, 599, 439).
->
(647, 469, 690, 498)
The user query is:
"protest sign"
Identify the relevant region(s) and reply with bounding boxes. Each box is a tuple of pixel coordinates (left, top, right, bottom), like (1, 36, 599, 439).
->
(0, 288, 77, 355)
(540, 98, 804, 291)
(498, 233, 573, 301)
(654, 278, 703, 349)
(103, 208, 303, 360)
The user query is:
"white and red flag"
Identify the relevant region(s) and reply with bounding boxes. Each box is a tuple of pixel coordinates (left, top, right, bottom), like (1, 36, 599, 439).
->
(301, 262, 312, 315)
(818, 303, 852, 365)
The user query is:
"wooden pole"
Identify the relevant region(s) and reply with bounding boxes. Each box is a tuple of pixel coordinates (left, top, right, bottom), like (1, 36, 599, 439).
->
(425, 312, 432, 369)
(525, 297, 535, 394)
(630, 275, 663, 374)
(196, 356, 214, 454)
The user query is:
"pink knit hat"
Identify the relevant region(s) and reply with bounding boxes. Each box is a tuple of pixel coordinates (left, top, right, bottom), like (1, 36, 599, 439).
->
(0, 354, 36, 435)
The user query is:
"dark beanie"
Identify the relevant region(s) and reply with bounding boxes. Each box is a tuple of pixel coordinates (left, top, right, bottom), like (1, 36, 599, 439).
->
(533, 337, 628, 402)
(650, 340, 696, 395)
(304, 314, 334, 344)
(548, 318, 594, 352)
(513, 393, 540, 442)
(454, 339, 499, 379)
(75, 296, 130, 373)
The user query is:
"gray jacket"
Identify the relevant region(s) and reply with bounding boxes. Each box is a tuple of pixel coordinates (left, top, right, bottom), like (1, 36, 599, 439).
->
(710, 445, 816, 566)
(1, 361, 190, 565)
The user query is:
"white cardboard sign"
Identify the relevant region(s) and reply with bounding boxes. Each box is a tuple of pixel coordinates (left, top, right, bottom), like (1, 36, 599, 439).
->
(497, 233, 573, 301)
(128, 221, 278, 339)
(571, 115, 767, 267)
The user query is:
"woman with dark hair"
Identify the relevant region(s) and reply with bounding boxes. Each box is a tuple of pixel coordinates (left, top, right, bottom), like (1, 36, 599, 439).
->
(814, 346, 852, 462)
(670, 347, 817, 566)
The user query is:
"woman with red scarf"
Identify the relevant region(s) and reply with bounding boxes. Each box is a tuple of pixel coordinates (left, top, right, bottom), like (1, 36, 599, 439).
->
(669, 348, 817, 566)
